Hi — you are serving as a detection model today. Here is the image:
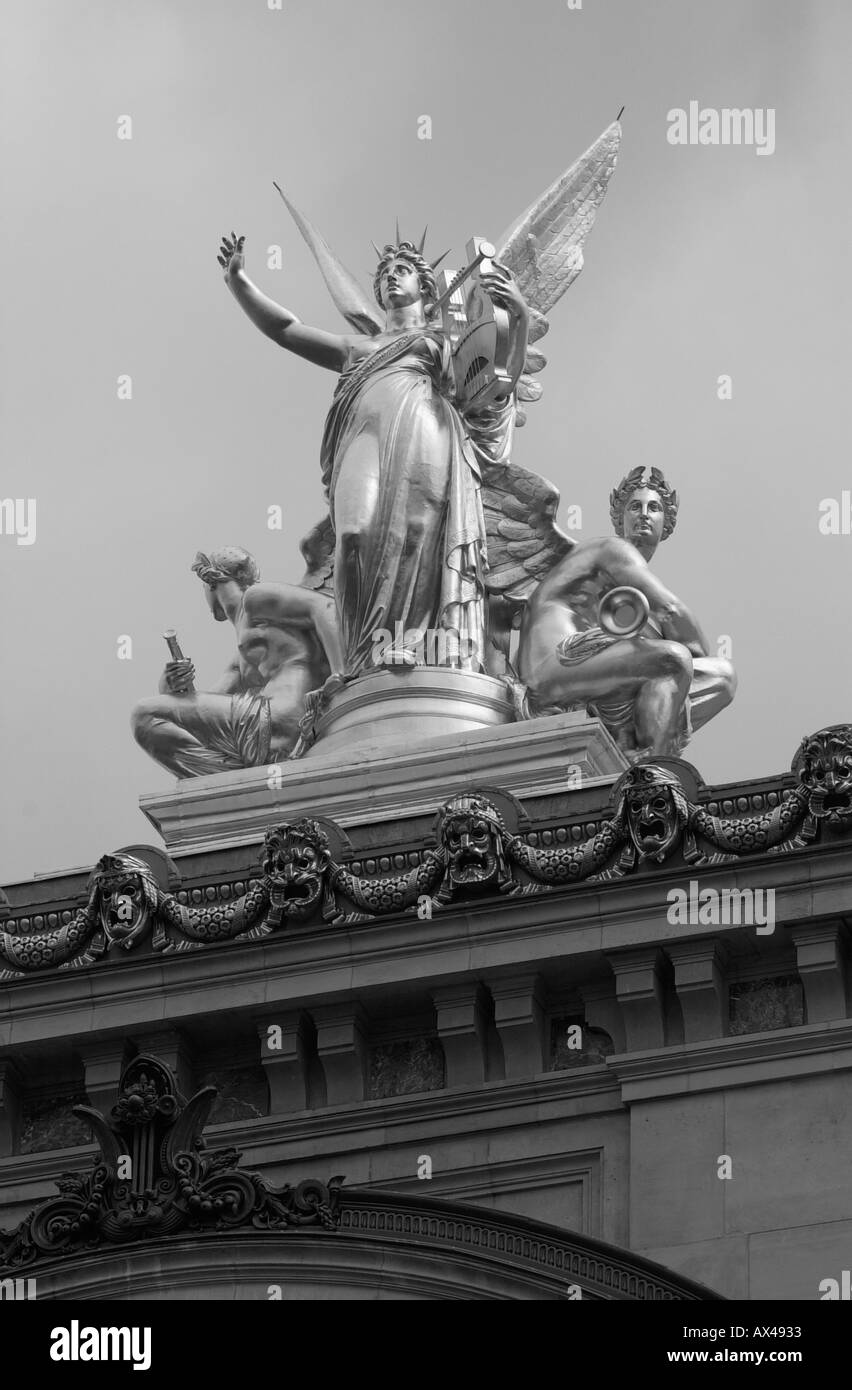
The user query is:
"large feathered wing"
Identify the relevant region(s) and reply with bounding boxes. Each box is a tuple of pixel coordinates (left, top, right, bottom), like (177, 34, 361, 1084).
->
(273, 183, 384, 337)
(496, 117, 622, 424)
(481, 455, 575, 601)
(478, 119, 621, 600)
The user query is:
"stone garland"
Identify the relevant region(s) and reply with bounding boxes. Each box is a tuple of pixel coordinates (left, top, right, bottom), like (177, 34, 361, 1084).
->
(0, 725, 848, 978)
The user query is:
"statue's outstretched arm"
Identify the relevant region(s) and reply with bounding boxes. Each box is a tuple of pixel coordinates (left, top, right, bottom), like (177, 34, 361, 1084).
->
(218, 234, 349, 373)
(599, 539, 709, 656)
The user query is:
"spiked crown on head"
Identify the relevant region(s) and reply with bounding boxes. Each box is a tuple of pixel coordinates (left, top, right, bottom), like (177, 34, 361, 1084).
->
(372, 224, 450, 314)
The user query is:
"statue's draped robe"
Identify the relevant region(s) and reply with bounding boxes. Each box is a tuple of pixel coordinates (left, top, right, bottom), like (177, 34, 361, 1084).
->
(320, 328, 513, 677)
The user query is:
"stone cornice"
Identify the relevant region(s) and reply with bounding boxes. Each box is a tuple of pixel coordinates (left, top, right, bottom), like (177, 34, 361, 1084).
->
(4, 839, 850, 943)
(607, 1017, 852, 1100)
(0, 849, 849, 1050)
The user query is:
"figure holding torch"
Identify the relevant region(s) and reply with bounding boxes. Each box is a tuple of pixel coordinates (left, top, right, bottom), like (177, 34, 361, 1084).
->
(161, 630, 196, 697)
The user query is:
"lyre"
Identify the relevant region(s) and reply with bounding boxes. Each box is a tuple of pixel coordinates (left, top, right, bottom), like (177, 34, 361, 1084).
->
(438, 237, 514, 409)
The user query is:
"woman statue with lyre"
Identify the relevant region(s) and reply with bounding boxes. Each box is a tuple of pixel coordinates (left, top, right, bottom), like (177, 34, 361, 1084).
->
(218, 222, 528, 678)
(217, 117, 623, 687)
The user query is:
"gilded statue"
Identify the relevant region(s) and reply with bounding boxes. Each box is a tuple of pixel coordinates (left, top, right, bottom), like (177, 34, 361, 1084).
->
(216, 121, 623, 681)
(517, 467, 737, 757)
(131, 547, 341, 776)
(130, 118, 737, 773)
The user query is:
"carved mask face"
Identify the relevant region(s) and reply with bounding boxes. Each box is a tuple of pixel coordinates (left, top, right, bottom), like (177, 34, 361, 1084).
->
(625, 785, 681, 861)
(96, 863, 154, 951)
(794, 727, 852, 825)
(443, 812, 500, 890)
(265, 832, 327, 921)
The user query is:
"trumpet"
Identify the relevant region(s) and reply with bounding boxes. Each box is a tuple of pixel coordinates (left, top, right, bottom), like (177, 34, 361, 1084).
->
(597, 586, 650, 639)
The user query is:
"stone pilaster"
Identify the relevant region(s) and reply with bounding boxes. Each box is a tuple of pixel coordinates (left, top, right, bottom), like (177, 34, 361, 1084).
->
(257, 1013, 312, 1114)
(431, 982, 489, 1087)
(490, 974, 546, 1078)
(791, 924, 848, 1024)
(313, 1003, 369, 1106)
(666, 940, 728, 1043)
(607, 948, 667, 1051)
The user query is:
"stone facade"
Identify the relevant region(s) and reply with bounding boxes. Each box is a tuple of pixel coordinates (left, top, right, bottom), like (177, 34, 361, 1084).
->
(1, 722, 850, 1299)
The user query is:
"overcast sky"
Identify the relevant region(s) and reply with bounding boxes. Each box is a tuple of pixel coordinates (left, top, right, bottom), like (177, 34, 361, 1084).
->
(1, 0, 850, 883)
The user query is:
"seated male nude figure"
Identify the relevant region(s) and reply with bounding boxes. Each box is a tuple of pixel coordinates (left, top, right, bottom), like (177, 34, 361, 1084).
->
(517, 468, 736, 758)
(131, 547, 343, 777)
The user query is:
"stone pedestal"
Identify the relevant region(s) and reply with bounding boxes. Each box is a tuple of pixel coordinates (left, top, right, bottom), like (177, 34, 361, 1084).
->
(140, 709, 628, 855)
(305, 667, 514, 758)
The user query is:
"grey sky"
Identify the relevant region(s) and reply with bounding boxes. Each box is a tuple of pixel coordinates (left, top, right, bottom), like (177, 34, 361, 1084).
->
(1, 0, 850, 883)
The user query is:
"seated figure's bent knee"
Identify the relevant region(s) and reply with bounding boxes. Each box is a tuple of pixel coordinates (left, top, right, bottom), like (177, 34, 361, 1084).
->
(721, 660, 738, 706)
(654, 640, 693, 683)
(130, 696, 168, 745)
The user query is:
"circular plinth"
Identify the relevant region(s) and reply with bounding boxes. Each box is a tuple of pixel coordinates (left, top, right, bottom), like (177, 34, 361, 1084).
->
(305, 667, 515, 758)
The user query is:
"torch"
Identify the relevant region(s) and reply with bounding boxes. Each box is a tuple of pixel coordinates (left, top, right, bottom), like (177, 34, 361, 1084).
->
(162, 629, 196, 695)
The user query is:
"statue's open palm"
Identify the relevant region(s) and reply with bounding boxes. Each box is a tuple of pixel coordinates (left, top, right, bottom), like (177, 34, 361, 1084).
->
(217, 233, 245, 282)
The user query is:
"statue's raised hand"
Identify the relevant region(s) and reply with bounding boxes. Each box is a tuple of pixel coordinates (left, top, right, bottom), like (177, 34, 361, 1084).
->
(217, 232, 246, 283)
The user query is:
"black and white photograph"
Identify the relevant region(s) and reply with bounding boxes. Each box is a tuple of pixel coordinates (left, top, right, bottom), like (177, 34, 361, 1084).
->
(1, 0, 850, 1346)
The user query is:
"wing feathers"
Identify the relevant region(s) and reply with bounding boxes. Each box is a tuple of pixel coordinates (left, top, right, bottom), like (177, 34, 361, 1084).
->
(482, 460, 576, 597)
(492, 118, 617, 316)
(496, 119, 621, 317)
(516, 376, 544, 403)
(496, 119, 621, 423)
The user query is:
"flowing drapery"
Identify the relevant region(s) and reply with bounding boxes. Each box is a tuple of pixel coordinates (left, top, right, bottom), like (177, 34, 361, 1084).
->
(320, 329, 512, 677)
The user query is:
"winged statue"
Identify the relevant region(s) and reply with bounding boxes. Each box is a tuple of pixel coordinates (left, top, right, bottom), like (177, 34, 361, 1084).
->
(217, 119, 621, 688)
